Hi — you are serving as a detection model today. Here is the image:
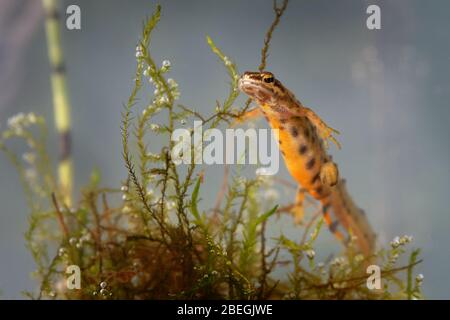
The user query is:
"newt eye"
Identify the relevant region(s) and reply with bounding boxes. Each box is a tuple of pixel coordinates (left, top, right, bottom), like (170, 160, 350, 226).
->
(262, 74, 274, 83)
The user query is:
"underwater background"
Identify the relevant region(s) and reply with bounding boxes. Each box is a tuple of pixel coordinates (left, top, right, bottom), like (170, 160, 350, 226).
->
(0, 0, 450, 299)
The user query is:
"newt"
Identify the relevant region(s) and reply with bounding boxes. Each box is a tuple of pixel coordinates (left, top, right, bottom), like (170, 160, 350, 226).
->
(238, 71, 376, 256)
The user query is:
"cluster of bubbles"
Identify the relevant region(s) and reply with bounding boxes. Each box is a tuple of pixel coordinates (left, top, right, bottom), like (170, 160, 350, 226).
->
(6, 112, 39, 135)
(390, 235, 413, 249)
(388, 235, 414, 265)
(68, 233, 91, 249)
(305, 249, 316, 260)
(93, 281, 112, 297)
(58, 231, 92, 258)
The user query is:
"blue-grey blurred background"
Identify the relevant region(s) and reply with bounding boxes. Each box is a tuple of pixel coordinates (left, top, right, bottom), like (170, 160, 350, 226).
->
(0, 0, 449, 299)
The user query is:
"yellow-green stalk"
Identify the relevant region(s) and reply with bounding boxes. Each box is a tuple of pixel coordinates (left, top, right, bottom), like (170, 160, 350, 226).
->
(42, 0, 73, 206)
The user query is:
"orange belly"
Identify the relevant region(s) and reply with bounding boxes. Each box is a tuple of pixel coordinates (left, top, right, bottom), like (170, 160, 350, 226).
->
(266, 113, 329, 200)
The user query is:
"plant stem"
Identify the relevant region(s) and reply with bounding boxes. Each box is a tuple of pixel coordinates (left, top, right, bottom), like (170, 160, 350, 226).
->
(42, 0, 74, 206)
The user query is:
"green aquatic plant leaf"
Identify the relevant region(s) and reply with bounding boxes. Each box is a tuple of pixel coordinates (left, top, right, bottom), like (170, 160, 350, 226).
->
(190, 176, 204, 227)
(407, 248, 422, 300)
(239, 205, 278, 276)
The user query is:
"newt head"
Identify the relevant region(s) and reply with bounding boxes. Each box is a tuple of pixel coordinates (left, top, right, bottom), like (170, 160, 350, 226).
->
(238, 71, 295, 110)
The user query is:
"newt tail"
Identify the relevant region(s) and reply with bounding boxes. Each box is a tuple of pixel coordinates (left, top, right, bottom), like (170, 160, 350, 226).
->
(238, 71, 376, 256)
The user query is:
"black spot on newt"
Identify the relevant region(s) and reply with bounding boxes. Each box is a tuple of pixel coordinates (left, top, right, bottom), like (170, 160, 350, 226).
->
(306, 157, 315, 170)
(299, 144, 308, 155)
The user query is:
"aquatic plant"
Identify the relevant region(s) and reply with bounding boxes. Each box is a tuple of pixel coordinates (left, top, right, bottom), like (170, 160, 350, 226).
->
(0, 2, 423, 300)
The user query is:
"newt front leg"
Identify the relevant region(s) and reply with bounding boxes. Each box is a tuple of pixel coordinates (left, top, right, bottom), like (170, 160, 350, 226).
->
(231, 107, 262, 127)
(233, 105, 340, 150)
(291, 106, 341, 149)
